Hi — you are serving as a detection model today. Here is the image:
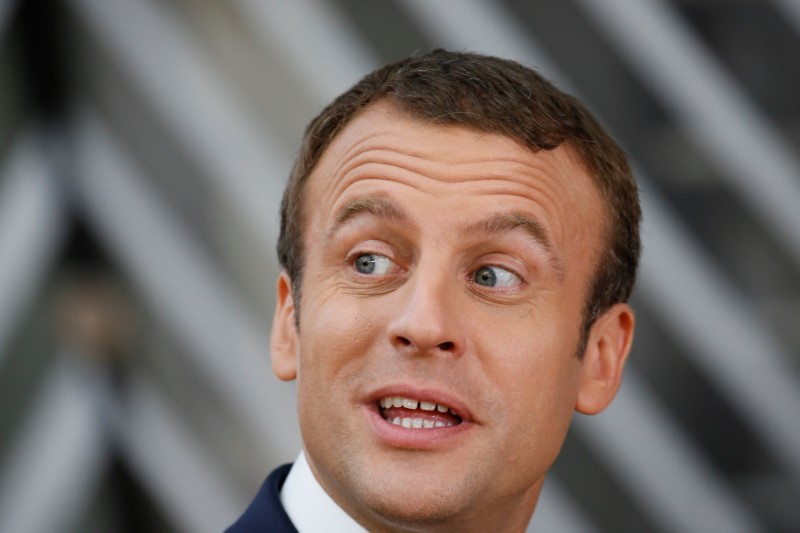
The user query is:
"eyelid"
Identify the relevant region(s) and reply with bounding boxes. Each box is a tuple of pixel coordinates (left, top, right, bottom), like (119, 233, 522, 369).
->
(343, 238, 392, 261)
(477, 253, 528, 280)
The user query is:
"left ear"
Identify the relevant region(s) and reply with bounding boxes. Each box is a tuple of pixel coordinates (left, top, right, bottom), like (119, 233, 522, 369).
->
(575, 303, 635, 415)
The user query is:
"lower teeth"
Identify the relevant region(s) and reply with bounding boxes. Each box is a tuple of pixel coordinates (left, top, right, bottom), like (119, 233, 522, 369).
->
(391, 416, 451, 428)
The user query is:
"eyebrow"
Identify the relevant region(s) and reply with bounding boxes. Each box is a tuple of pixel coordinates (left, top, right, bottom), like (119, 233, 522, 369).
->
(328, 197, 409, 238)
(328, 199, 563, 278)
(465, 212, 564, 278)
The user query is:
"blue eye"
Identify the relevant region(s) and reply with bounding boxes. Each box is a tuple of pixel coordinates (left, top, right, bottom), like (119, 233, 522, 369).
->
(473, 266, 520, 287)
(353, 254, 396, 275)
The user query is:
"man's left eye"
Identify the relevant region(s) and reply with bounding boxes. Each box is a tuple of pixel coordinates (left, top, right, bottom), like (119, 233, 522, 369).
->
(472, 266, 521, 288)
(353, 253, 396, 275)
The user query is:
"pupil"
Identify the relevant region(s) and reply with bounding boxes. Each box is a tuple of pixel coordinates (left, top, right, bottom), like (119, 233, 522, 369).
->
(476, 267, 496, 286)
(356, 255, 375, 274)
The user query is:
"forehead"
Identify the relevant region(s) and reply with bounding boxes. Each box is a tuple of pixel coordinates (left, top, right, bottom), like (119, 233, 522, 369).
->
(302, 103, 607, 265)
(308, 103, 599, 194)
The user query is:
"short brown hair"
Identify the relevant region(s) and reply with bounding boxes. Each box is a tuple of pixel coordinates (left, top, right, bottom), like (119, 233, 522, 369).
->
(278, 49, 640, 352)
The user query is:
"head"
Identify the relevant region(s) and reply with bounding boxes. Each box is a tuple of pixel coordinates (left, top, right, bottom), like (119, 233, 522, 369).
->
(271, 49, 640, 531)
(278, 49, 640, 353)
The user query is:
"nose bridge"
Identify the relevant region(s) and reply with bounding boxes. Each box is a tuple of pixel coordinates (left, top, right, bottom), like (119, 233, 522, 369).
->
(387, 254, 464, 356)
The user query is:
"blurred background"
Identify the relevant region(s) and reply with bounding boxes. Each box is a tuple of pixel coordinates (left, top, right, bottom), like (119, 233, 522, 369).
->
(1, 0, 799, 531)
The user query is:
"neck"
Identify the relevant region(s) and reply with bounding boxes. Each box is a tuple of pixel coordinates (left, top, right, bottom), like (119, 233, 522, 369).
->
(307, 458, 542, 533)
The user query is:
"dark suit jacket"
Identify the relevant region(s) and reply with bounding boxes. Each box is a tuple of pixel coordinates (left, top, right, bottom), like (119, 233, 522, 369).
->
(226, 463, 298, 532)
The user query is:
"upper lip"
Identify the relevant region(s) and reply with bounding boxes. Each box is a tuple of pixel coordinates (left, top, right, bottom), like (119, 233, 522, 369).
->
(367, 384, 475, 422)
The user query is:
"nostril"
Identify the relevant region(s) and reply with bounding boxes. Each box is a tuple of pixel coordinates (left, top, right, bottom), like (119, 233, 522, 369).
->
(392, 336, 456, 352)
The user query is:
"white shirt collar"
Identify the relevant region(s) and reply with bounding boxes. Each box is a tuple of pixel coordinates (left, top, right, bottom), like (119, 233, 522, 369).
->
(280, 451, 367, 533)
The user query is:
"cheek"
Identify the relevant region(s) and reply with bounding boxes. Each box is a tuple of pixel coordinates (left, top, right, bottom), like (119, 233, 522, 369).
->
(496, 338, 582, 411)
(295, 294, 385, 438)
(499, 354, 581, 468)
(473, 311, 582, 430)
(298, 290, 386, 382)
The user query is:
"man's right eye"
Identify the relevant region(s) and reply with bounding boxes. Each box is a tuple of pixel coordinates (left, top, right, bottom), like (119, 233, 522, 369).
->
(353, 253, 396, 275)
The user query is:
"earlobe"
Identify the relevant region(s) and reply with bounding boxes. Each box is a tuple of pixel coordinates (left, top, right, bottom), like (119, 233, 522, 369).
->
(575, 303, 635, 415)
(271, 271, 299, 381)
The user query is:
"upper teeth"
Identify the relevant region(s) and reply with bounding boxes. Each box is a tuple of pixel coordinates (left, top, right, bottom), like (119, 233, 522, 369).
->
(380, 396, 456, 415)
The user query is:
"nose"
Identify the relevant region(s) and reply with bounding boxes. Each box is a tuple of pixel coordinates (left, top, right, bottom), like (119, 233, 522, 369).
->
(386, 268, 466, 358)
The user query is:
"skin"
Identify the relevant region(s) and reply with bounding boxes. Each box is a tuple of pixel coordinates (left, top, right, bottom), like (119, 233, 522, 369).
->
(272, 103, 635, 532)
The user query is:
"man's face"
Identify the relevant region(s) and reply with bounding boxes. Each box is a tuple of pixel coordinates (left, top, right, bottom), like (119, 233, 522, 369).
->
(272, 104, 632, 531)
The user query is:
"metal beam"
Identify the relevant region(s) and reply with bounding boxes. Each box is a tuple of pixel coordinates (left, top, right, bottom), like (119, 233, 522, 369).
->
(576, 0, 800, 267)
(638, 187, 800, 483)
(528, 477, 598, 533)
(0, 129, 65, 363)
(232, 0, 379, 104)
(771, 0, 800, 38)
(68, 0, 288, 257)
(71, 107, 300, 466)
(575, 370, 763, 532)
(0, 354, 108, 533)
(0, 0, 15, 41)
(106, 372, 247, 533)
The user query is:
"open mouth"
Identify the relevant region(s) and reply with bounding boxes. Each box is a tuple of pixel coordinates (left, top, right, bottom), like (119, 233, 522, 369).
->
(377, 396, 463, 429)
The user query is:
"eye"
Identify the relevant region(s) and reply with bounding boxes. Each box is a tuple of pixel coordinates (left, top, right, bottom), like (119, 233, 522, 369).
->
(353, 253, 397, 275)
(472, 265, 521, 288)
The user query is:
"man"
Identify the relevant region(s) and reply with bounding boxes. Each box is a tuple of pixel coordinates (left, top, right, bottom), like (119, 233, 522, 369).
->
(229, 49, 640, 532)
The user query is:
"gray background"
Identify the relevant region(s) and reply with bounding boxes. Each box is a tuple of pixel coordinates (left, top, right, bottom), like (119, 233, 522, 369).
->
(0, 0, 799, 531)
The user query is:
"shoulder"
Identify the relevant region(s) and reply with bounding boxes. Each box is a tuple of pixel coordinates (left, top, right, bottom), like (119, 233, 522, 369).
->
(226, 464, 297, 533)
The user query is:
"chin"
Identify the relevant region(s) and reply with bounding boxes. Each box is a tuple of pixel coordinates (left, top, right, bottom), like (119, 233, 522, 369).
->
(349, 464, 486, 529)
(360, 490, 469, 529)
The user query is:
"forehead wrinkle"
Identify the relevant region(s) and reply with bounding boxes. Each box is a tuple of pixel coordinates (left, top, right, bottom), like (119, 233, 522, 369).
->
(336, 147, 552, 184)
(327, 197, 410, 239)
(322, 145, 423, 203)
(465, 212, 565, 280)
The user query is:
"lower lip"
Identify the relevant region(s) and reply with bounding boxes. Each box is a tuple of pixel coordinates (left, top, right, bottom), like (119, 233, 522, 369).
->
(364, 404, 473, 449)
